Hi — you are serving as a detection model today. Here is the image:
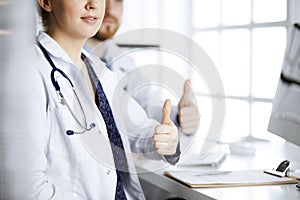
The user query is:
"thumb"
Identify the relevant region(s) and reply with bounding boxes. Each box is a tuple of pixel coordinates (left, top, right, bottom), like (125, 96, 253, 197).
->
(179, 80, 191, 107)
(161, 99, 172, 124)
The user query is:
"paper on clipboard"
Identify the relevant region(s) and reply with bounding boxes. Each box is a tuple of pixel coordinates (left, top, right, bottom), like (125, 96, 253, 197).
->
(164, 170, 298, 188)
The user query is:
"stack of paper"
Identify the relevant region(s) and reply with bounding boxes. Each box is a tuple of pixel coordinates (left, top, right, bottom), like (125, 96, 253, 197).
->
(165, 170, 298, 188)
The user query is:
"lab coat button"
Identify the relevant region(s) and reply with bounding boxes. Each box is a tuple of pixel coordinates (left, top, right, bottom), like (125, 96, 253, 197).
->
(107, 170, 110, 175)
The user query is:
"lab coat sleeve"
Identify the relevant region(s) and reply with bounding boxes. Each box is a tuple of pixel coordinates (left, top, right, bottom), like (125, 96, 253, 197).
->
(88, 54, 181, 164)
(102, 39, 182, 129)
(2, 55, 68, 199)
(114, 87, 181, 164)
(125, 72, 180, 128)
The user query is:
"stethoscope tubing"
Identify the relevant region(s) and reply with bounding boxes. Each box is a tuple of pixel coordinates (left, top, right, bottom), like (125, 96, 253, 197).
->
(37, 42, 95, 135)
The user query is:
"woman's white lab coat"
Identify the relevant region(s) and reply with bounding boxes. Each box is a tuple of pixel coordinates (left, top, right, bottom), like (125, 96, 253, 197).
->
(16, 32, 177, 200)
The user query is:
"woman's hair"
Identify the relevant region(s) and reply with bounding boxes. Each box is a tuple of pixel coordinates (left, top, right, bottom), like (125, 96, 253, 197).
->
(37, 4, 48, 28)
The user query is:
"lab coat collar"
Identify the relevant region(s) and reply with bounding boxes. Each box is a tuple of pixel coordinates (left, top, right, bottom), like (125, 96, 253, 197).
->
(37, 31, 86, 84)
(37, 31, 73, 64)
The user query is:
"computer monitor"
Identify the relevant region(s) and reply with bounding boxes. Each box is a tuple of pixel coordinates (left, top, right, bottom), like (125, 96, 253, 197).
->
(268, 23, 300, 147)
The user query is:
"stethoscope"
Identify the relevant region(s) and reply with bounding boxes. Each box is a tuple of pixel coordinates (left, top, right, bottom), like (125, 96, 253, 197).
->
(38, 42, 95, 135)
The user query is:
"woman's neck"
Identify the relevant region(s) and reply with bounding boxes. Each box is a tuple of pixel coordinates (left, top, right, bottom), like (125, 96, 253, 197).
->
(46, 30, 86, 68)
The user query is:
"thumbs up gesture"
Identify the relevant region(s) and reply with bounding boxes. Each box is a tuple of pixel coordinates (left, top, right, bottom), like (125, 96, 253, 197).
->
(178, 80, 200, 134)
(153, 99, 178, 155)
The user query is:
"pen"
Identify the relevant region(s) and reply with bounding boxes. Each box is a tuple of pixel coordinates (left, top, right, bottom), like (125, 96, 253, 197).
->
(192, 171, 232, 176)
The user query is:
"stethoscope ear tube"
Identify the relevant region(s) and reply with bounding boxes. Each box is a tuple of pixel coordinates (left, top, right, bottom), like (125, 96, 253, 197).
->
(51, 67, 74, 91)
(51, 69, 60, 91)
(38, 41, 74, 90)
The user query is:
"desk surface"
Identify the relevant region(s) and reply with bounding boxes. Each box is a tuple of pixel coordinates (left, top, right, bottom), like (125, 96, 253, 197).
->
(135, 141, 300, 200)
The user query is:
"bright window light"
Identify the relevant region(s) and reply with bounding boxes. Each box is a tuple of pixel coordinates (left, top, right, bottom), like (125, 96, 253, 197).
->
(122, 0, 290, 139)
(193, 31, 220, 70)
(252, 102, 272, 138)
(252, 27, 286, 98)
(221, 29, 250, 97)
(192, 0, 221, 28)
(190, 0, 288, 139)
(222, 0, 251, 26)
(222, 99, 250, 138)
(253, 0, 287, 23)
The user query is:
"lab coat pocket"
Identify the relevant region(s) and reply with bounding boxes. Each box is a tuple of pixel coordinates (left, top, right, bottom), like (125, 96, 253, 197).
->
(78, 124, 116, 169)
(48, 106, 91, 159)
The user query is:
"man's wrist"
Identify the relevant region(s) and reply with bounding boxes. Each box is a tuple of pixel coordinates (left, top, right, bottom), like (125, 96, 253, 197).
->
(162, 142, 181, 165)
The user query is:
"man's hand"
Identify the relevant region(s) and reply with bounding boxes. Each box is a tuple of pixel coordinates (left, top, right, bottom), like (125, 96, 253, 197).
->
(153, 99, 178, 155)
(178, 80, 200, 134)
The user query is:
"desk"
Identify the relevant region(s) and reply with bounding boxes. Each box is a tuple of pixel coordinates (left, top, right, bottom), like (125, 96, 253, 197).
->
(135, 141, 300, 200)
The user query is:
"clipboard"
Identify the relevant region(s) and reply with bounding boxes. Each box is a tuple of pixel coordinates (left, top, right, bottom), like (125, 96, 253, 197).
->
(164, 170, 298, 188)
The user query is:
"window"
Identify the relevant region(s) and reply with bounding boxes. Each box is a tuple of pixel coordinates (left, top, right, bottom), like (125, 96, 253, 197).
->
(191, 0, 289, 140)
(121, 0, 292, 141)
